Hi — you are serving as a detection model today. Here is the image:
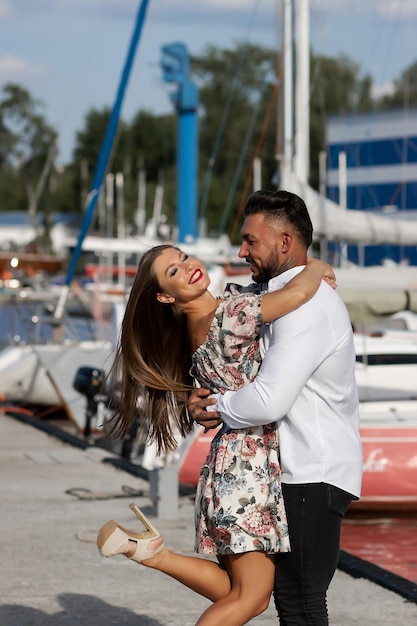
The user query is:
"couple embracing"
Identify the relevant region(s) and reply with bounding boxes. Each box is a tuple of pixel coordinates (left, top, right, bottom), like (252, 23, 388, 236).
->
(96, 189, 363, 626)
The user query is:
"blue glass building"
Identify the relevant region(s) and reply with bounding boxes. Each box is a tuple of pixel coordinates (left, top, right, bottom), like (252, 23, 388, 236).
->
(326, 108, 417, 266)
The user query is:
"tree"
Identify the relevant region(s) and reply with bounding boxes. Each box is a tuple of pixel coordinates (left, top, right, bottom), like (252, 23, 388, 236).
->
(0, 84, 60, 252)
(127, 110, 177, 225)
(378, 60, 417, 109)
(190, 45, 376, 238)
(0, 83, 58, 226)
(309, 54, 373, 189)
(64, 44, 381, 245)
(191, 43, 278, 239)
(72, 107, 178, 231)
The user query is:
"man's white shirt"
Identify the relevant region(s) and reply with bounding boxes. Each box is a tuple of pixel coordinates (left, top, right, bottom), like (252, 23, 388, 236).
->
(208, 266, 363, 498)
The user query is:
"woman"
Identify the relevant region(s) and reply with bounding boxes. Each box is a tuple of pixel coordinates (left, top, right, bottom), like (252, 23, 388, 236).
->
(97, 244, 335, 626)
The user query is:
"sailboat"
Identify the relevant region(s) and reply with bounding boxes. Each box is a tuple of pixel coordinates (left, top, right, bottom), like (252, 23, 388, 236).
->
(177, 1, 417, 511)
(0, 1, 153, 434)
(0, 0, 246, 435)
(2, 1, 416, 508)
(279, 1, 417, 248)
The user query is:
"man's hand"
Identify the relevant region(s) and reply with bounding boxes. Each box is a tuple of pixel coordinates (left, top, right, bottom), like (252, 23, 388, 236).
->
(188, 387, 223, 430)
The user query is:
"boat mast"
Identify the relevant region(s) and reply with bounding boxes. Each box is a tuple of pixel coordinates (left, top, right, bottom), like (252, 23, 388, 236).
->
(281, 0, 293, 187)
(281, 0, 310, 187)
(56, 0, 151, 319)
(295, 0, 309, 185)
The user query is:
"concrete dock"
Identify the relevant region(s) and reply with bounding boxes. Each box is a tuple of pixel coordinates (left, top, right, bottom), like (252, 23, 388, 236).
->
(1, 412, 417, 626)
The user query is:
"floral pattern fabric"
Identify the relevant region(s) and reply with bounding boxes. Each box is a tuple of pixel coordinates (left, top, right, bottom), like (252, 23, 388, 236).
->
(192, 285, 290, 555)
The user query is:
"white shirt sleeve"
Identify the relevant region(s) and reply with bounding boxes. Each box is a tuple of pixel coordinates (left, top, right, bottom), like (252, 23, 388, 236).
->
(211, 298, 335, 428)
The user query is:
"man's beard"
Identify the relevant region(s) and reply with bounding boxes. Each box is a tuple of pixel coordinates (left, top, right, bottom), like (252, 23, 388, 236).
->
(252, 250, 280, 283)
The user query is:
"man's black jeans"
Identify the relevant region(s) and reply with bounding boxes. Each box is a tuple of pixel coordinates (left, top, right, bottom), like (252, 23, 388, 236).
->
(274, 482, 353, 625)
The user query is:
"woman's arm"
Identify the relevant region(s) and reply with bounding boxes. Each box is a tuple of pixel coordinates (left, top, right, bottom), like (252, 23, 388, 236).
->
(260, 258, 335, 324)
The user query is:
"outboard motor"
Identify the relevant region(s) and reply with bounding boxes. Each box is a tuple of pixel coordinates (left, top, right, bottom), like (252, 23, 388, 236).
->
(73, 366, 105, 437)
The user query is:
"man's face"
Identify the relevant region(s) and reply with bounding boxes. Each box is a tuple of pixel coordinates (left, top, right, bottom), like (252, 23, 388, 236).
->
(238, 213, 284, 283)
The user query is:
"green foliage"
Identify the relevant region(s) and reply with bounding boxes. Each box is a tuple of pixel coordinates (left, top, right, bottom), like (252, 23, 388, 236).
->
(73, 108, 111, 173)
(309, 54, 373, 188)
(2, 44, 417, 252)
(192, 43, 278, 238)
(0, 84, 60, 251)
(0, 84, 57, 171)
(0, 169, 27, 211)
(127, 110, 177, 223)
(378, 60, 417, 109)
(129, 110, 176, 179)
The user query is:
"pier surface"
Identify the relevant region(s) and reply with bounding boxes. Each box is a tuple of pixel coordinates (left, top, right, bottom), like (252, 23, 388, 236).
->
(1, 412, 417, 626)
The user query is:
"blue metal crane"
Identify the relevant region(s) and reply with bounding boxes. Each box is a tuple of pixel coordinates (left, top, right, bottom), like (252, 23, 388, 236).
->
(161, 43, 198, 244)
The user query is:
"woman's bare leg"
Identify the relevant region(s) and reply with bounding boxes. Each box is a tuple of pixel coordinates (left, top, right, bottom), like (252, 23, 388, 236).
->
(137, 541, 232, 602)
(195, 552, 275, 626)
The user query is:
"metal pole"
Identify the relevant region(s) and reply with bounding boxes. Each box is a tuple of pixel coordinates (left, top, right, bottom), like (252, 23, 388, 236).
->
(282, 0, 293, 188)
(338, 150, 348, 267)
(295, 0, 310, 184)
(116, 172, 126, 288)
(177, 86, 198, 243)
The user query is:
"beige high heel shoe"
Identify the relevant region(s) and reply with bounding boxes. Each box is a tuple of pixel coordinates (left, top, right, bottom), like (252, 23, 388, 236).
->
(97, 503, 165, 563)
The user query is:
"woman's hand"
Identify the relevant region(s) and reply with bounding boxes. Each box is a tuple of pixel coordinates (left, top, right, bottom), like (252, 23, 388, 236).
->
(307, 257, 337, 289)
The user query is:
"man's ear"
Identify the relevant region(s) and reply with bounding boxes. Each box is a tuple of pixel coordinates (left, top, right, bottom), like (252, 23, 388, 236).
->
(157, 293, 175, 304)
(281, 231, 292, 253)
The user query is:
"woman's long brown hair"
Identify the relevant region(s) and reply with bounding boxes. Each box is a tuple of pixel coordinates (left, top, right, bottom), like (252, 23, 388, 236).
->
(108, 244, 194, 454)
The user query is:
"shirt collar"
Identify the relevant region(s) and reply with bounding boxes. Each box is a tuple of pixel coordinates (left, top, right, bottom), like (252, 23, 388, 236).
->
(268, 265, 306, 291)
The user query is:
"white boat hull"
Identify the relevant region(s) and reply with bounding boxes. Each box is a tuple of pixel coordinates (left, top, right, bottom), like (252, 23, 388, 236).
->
(0, 341, 113, 430)
(354, 332, 417, 402)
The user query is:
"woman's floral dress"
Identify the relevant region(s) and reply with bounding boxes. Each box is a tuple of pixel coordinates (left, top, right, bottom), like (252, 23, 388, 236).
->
(192, 284, 290, 556)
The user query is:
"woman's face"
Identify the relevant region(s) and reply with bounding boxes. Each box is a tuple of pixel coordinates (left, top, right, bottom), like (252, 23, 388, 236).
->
(153, 247, 211, 305)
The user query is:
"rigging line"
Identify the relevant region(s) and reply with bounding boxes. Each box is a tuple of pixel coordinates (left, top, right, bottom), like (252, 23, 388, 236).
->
(371, 0, 406, 98)
(229, 69, 282, 244)
(198, 0, 262, 223)
(389, 182, 403, 206)
(315, 3, 407, 215)
(52, 14, 104, 159)
(330, 1, 405, 132)
(218, 67, 276, 238)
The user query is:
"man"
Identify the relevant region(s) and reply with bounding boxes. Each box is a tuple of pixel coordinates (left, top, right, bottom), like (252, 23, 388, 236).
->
(188, 189, 363, 625)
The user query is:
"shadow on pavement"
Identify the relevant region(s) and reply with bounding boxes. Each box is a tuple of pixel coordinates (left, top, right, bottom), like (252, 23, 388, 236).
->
(0, 593, 163, 626)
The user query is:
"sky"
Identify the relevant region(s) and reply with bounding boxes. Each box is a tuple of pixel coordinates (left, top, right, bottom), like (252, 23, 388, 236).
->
(1, 0, 417, 165)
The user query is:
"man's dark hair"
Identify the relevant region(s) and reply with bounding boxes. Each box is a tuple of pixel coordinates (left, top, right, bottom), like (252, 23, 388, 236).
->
(243, 189, 313, 248)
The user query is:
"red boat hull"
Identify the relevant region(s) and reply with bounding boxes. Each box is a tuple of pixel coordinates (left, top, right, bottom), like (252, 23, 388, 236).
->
(351, 425, 417, 511)
(178, 427, 220, 487)
(178, 425, 417, 511)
